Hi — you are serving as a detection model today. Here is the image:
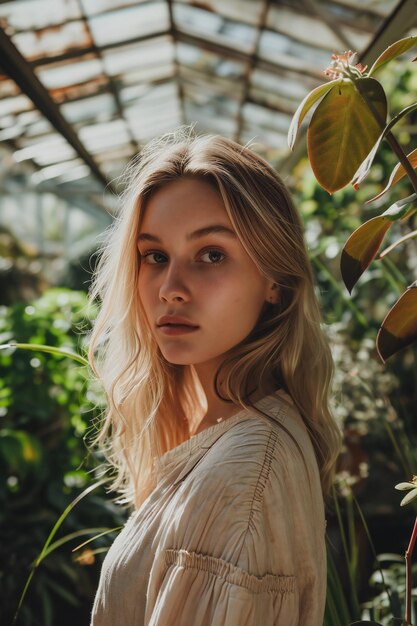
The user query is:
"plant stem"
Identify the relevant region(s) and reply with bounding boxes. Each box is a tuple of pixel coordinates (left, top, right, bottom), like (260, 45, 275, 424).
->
(312, 256, 368, 328)
(351, 491, 396, 616)
(405, 515, 417, 624)
(380, 255, 408, 292)
(355, 79, 417, 194)
(385, 131, 417, 195)
(332, 486, 362, 618)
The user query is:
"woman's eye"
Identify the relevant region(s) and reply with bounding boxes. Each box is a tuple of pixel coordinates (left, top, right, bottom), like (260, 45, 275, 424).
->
(200, 249, 225, 264)
(140, 249, 225, 265)
(140, 252, 165, 264)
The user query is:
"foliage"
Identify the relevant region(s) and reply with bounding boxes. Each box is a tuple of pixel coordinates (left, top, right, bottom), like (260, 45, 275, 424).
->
(0, 288, 127, 626)
(289, 37, 417, 362)
(0, 226, 45, 306)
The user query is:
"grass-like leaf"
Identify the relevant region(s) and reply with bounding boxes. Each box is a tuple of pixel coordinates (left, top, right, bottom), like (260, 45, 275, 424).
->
(0, 342, 89, 367)
(13, 479, 108, 624)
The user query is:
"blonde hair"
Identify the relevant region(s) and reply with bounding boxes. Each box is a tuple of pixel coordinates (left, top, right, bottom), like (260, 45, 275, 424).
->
(87, 125, 342, 511)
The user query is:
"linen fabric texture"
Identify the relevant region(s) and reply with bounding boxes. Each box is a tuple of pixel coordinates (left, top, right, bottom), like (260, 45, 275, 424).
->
(90, 389, 327, 626)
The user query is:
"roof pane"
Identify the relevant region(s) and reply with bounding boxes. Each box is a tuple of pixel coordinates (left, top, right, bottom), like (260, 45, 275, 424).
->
(0, 76, 20, 99)
(183, 109, 236, 136)
(124, 83, 182, 140)
(177, 42, 245, 80)
(35, 55, 104, 89)
(258, 29, 328, 76)
(240, 123, 288, 151)
(173, 3, 257, 53)
(251, 68, 315, 102)
(179, 65, 244, 100)
(0, 93, 33, 117)
(183, 83, 240, 109)
(60, 93, 117, 124)
(175, 0, 263, 26)
(117, 63, 175, 86)
(242, 102, 291, 135)
(14, 132, 77, 165)
(11, 21, 91, 61)
(82, 0, 149, 17)
(101, 36, 174, 76)
(0, 0, 81, 31)
(31, 158, 88, 184)
(78, 119, 132, 153)
(88, 2, 169, 47)
(324, 0, 398, 17)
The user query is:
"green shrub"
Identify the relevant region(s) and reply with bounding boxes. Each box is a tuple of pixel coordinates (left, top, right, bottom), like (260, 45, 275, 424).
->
(0, 288, 126, 626)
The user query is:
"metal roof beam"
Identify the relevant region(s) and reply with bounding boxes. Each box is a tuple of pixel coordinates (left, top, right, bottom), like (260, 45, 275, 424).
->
(29, 27, 324, 82)
(234, 0, 270, 144)
(0, 26, 115, 194)
(358, 0, 417, 67)
(167, 0, 186, 127)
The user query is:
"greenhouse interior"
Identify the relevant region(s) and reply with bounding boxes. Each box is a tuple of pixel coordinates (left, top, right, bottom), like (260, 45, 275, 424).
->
(1, 0, 417, 624)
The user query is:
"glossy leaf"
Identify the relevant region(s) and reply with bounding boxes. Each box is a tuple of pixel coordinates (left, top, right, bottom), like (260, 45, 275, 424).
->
(377, 281, 417, 362)
(341, 217, 392, 294)
(340, 193, 416, 292)
(352, 103, 417, 189)
(308, 78, 387, 193)
(366, 148, 417, 203)
(368, 35, 417, 75)
(287, 79, 340, 150)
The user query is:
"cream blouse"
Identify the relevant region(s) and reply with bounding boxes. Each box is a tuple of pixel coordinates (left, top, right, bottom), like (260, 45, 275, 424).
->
(90, 390, 327, 626)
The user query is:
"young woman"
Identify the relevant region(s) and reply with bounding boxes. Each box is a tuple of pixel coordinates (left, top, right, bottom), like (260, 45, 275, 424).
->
(87, 126, 342, 625)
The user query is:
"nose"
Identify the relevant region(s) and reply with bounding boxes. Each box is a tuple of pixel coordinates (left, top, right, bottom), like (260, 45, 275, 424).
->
(159, 263, 190, 303)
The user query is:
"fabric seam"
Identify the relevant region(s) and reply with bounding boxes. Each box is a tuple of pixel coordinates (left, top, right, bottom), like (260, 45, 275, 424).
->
(234, 426, 280, 563)
(163, 548, 296, 594)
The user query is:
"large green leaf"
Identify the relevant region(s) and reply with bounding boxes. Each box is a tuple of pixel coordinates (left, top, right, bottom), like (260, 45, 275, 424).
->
(341, 217, 392, 294)
(308, 78, 387, 193)
(377, 281, 417, 362)
(287, 79, 340, 150)
(340, 194, 417, 293)
(368, 35, 417, 75)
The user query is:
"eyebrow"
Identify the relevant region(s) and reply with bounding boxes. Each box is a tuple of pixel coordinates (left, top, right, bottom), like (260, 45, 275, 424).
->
(137, 224, 237, 243)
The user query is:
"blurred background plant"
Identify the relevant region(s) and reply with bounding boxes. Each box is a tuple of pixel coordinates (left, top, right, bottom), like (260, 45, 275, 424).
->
(0, 288, 126, 626)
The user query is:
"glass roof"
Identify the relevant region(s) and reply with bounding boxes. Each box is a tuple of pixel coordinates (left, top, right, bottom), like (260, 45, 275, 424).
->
(0, 0, 416, 266)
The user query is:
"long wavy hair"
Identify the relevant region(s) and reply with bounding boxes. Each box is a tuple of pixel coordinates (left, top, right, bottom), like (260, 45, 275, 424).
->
(87, 125, 342, 512)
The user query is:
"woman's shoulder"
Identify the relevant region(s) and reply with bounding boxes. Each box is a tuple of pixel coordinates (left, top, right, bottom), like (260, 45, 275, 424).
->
(185, 393, 322, 507)
(185, 397, 292, 488)
(167, 397, 325, 564)
(207, 392, 312, 466)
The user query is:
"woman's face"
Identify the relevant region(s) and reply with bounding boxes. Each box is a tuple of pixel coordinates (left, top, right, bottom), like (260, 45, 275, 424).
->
(137, 176, 274, 367)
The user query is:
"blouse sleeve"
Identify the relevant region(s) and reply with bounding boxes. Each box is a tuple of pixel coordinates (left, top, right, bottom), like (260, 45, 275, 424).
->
(145, 548, 299, 626)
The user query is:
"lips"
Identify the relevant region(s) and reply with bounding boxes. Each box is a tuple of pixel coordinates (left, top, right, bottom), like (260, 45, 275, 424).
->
(162, 324, 192, 327)
(157, 315, 199, 327)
